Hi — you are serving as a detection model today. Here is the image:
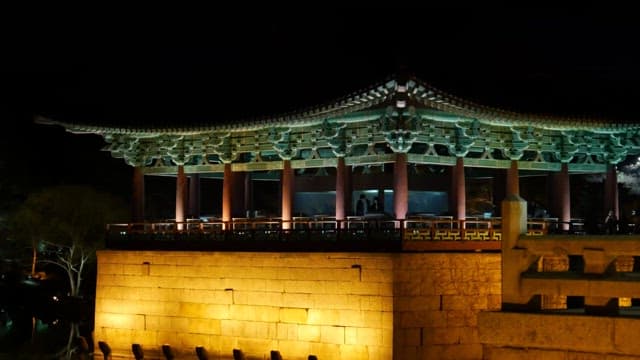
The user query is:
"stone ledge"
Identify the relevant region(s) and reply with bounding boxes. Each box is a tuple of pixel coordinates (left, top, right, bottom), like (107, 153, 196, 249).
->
(479, 311, 640, 356)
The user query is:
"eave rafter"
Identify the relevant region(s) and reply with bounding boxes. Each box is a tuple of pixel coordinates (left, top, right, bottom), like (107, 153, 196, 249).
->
(37, 75, 640, 173)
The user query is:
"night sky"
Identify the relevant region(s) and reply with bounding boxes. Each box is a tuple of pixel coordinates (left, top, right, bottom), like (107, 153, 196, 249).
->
(2, 7, 640, 200)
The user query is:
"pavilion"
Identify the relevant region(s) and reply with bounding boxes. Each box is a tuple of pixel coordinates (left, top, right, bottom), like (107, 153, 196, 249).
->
(39, 75, 640, 360)
(38, 74, 640, 233)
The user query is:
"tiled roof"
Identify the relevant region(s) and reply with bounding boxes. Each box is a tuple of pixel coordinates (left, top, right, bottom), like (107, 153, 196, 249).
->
(36, 75, 640, 134)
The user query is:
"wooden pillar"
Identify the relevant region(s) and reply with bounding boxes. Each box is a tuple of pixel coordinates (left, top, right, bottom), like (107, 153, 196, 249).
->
(335, 157, 346, 222)
(553, 163, 571, 231)
(222, 163, 232, 229)
(492, 170, 506, 217)
(282, 160, 294, 229)
(378, 188, 385, 214)
(244, 172, 253, 217)
(132, 166, 145, 222)
(454, 157, 466, 221)
(604, 164, 619, 219)
(393, 153, 408, 220)
(507, 160, 520, 197)
(188, 174, 200, 219)
(232, 171, 246, 218)
(175, 165, 187, 230)
(345, 165, 353, 216)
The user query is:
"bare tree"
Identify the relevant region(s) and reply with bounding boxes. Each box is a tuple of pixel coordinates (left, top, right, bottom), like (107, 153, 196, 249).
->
(9, 185, 128, 359)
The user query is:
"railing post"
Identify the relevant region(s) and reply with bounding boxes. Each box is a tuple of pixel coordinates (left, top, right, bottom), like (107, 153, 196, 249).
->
(501, 194, 532, 310)
(539, 254, 569, 310)
(616, 256, 634, 308)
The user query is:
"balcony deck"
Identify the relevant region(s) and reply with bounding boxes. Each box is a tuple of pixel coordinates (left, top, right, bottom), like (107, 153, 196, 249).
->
(105, 216, 586, 252)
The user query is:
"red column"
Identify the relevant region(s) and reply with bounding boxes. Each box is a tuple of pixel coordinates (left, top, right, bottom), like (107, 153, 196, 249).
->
(506, 160, 520, 197)
(232, 171, 246, 217)
(222, 163, 232, 229)
(188, 174, 200, 219)
(492, 170, 506, 217)
(335, 157, 346, 222)
(554, 163, 571, 231)
(244, 172, 253, 217)
(454, 157, 466, 221)
(282, 160, 294, 229)
(175, 165, 187, 230)
(393, 153, 408, 220)
(345, 165, 353, 216)
(604, 164, 619, 219)
(132, 166, 145, 222)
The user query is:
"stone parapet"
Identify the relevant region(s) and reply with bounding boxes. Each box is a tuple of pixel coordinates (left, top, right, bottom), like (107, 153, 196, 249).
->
(479, 311, 640, 358)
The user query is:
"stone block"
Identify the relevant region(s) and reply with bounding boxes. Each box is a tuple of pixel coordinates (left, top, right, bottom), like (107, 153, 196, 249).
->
(360, 295, 383, 311)
(274, 339, 310, 358)
(99, 263, 124, 275)
(279, 307, 308, 323)
(276, 322, 298, 340)
(284, 279, 322, 293)
(307, 309, 340, 326)
(282, 293, 312, 308)
(297, 324, 320, 342)
(236, 337, 276, 355)
(169, 316, 190, 333)
(320, 325, 345, 345)
(344, 326, 358, 345)
(311, 293, 355, 310)
(483, 346, 568, 360)
(393, 346, 420, 360)
(422, 343, 483, 360)
(339, 344, 369, 360)
(224, 277, 267, 291)
(356, 327, 382, 346)
(218, 335, 238, 355)
(309, 342, 340, 360)
(156, 330, 180, 346)
(368, 345, 393, 360)
(447, 310, 476, 327)
(130, 329, 157, 345)
(359, 310, 383, 328)
(478, 312, 615, 354)
(613, 317, 640, 355)
(241, 291, 283, 307)
(144, 315, 170, 331)
(322, 280, 351, 294)
(186, 318, 221, 335)
(361, 268, 394, 283)
(382, 311, 393, 329)
(95, 312, 145, 330)
(265, 279, 285, 292)
(229, 304, 279, 322)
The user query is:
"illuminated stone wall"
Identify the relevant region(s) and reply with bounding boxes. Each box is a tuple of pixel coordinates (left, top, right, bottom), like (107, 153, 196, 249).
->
(94, 251, 394, 359)
(393, 253, 501, 359)
(94, 251, 501, 359)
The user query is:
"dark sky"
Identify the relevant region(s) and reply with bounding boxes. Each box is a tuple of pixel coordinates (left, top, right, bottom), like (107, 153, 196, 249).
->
(1, 6, 639, 197)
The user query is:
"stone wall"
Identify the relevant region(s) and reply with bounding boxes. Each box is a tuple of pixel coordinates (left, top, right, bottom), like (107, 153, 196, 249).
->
(94, 251, 501, 359)
(393, 253, 501, 360)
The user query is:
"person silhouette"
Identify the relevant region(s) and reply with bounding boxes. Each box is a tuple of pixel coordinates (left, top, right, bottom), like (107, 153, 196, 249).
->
(370, 196, 380, 213)
(604, 210, 618, 234)
(356, 194, 368, 216)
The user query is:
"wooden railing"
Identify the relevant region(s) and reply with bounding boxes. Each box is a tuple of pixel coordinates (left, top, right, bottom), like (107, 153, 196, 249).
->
(105, 216, 584, 252)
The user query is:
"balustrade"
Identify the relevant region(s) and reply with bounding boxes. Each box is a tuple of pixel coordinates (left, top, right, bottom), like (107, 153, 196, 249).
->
(514, 237, 640, 314)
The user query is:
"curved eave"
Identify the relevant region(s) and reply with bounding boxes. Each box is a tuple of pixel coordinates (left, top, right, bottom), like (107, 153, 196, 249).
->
(34, 80, 398, 136)
(34, 76, 640, 136)
(407, 79, 640, 133)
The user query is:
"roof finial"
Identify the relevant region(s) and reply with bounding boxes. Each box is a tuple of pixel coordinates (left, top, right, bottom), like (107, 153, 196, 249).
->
(395, 61, 412, 84)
